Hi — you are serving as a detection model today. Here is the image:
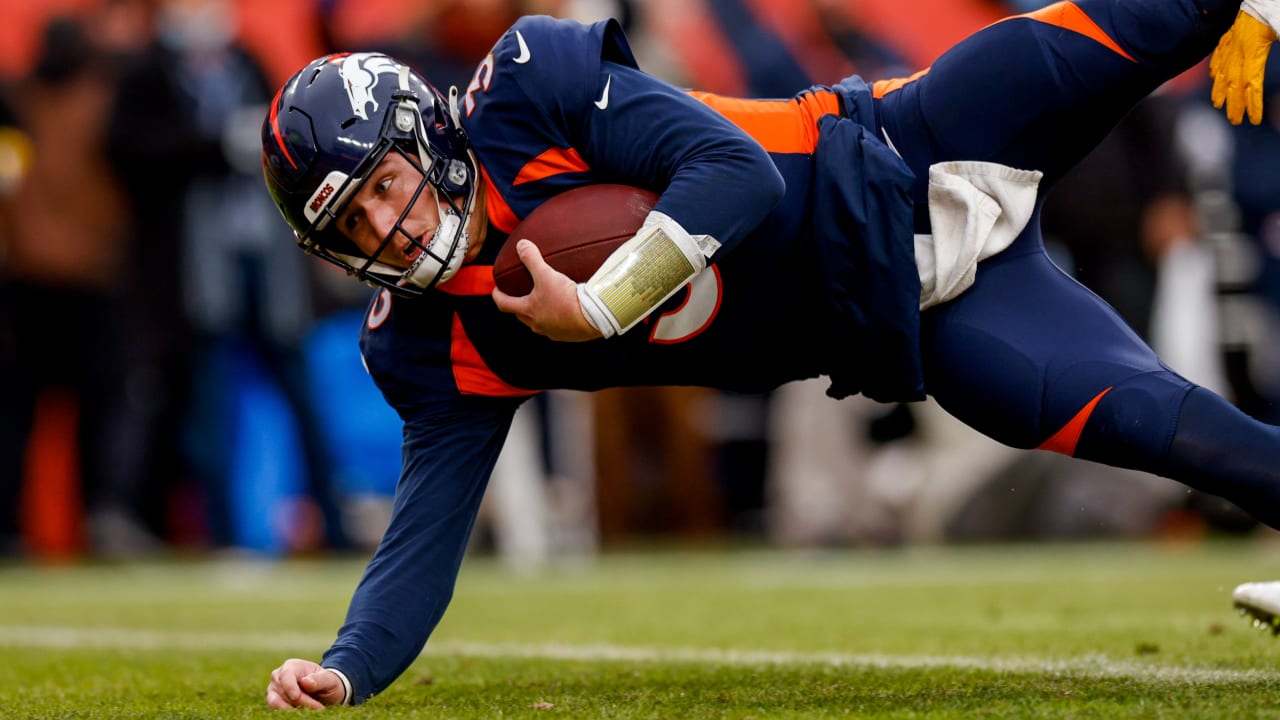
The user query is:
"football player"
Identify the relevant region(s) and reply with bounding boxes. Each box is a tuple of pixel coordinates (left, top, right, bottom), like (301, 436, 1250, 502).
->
(261, 0, 1279, 708)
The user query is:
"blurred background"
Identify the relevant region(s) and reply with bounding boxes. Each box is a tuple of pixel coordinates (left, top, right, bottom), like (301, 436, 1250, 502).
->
(0, 0, 1277, 567)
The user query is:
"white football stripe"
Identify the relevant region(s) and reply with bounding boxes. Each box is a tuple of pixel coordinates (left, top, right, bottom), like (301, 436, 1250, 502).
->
(0, 625, 1273, 685)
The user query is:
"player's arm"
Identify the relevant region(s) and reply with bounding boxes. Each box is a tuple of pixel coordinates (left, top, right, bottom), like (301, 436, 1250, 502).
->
(574, 60, 785, 260)
(491, 19, 783, 339)
(572, 61, 784, 337)
(266, 395, 519, 707)
(1211, 0, 1279, 125)
(501, 19, 784, 259)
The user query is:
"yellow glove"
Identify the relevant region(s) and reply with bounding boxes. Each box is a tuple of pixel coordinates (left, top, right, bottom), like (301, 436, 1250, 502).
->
(1210, 9, 1277, 125)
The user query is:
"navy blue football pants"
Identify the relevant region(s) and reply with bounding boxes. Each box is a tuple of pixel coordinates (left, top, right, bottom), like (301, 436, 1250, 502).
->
(877, 0, 1280, 528)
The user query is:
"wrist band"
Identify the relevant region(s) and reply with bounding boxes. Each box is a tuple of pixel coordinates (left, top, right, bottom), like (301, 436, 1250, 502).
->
(323, 667, 353, 706)
(581, 211, 711, 336)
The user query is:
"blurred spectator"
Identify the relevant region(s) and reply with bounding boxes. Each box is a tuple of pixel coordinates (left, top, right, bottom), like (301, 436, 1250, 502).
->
(0, 0, 104, 79)
(819, 0, 1007, 72)
(233, 0, 327, 88)
(646, 0, 905, 97)
(318, 0, 568, 92)
(0, 15, 159, 557)
(106, 0, 349, 552)
(0, 80, 27, 556)
(594, 386, 722, 544)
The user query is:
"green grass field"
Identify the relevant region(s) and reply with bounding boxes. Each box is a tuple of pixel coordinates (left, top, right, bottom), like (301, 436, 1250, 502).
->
(3, 540, 1280, 718)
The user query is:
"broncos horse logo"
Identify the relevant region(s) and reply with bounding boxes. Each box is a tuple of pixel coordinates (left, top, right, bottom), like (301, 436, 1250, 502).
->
(338, 54, 401, 121)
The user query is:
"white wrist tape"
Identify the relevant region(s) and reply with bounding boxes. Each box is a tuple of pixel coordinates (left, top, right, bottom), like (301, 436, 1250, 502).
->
(577, 284, 621, 338)
(1243, 0, 1280, 33)
(578, 211, 716, 337)
(323, 667, 353, 706)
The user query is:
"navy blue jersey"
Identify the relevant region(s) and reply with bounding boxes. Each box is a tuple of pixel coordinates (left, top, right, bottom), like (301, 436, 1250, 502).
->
(359, 16, 919, 410)
(325, 1, 1248, 704)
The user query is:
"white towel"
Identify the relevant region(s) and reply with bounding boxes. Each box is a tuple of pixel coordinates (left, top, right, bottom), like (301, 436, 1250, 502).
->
(1244, 0, 1280, 34)
(915, 161, 1043, 309)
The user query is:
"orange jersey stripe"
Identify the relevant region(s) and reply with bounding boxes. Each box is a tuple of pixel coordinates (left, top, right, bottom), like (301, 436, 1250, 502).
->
(686, 90, 841, 154)
(450, 314, 537, 397)
(481, 166, 519, 235)
(1038, 387, 1112, 456)
(514, 147, 591, 186)
(1019, 1, 1135, 62)
(873, 68, 931, 99)
(437, 265, 496, 296)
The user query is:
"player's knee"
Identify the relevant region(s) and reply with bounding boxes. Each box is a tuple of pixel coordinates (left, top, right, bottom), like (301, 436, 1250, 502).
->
(1069, 370, 1193, 470)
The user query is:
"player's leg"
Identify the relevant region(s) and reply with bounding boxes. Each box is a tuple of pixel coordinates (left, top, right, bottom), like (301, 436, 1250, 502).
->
(876, 0, 1241, 193)
(920, 223, 1280, 531)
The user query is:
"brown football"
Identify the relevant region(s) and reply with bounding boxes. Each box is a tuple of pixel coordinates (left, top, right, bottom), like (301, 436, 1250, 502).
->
(493, 184, 659, 296)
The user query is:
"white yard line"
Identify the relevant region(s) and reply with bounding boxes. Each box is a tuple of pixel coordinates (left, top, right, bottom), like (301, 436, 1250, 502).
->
(0, 625, 1274, 684)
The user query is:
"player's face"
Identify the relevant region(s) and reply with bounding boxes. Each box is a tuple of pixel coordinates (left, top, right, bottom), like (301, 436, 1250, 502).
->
(336, 151, 442, 270)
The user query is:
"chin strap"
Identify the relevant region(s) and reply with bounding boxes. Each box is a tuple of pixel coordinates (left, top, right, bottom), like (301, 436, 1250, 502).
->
(1210, 0, 1279, 125)
(400, 211, 469, 290)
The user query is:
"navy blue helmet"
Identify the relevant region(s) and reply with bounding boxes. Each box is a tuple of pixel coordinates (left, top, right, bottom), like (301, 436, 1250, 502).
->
(261, 52, 478, 295)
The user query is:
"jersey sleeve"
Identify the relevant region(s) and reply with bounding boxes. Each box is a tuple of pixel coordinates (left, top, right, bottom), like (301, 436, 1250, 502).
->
(581, 61, 785, 258)
(497, 16, 786, 257)
(319, 394, 517, 704)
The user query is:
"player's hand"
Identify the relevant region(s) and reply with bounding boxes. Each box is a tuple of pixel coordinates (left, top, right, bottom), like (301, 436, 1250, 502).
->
(265, 658, 346, 710)
(1211, 9, 1277, 125)
(492, 239, 603, 342)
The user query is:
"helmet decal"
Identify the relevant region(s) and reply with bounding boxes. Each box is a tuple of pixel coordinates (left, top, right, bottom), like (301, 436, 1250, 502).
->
(339, 54, 401, 121)
(305, 170, 350, 224)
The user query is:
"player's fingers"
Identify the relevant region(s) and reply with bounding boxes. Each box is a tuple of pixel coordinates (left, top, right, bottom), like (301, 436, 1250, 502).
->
(491, 286, 532, 315)
(293, 688, 328, 711)
(1227, 78, 1246, 125)
(1211, 28, 1248, 123)
(1212, 81, 1229, 113)
(515, 239, 553, 279)
(1247, 85, 1263, 126)
(491, 286, 515, 307)
(265, 688, 293, 709)
(267, 666, 294, 702)
(1245, 45, 1271, 125)
(269, 666, 309, 708)
(1209, 33, 1227, 78)
(1210, 48, 1228, 109)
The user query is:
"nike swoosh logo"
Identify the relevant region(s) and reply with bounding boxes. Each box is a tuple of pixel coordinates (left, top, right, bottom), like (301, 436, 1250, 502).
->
(513, 31, 531, 64)
(595, 74, 612, 110)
